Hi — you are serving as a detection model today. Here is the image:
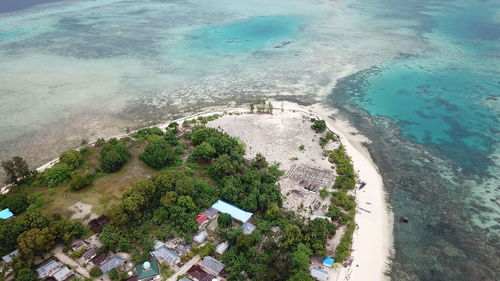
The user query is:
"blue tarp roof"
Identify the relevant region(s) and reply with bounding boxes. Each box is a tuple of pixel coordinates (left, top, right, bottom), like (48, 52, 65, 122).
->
(322, 256, 334, 267)
(211, 200, 253, 223)
(0, 208, 13, 219)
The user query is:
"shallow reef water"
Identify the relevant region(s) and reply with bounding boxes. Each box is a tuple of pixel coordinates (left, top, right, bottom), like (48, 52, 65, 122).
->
(0, 0, 499, 280)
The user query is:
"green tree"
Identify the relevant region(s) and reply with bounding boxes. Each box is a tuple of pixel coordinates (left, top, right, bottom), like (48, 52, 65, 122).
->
(70, 173, 93, 191)
(250, 103, 254, 113)
(217, 213, 232, 228)
(0, 194, 28, 214)
(264, 203, 280, 221)
(140, 139, 179, 169)
(198, 241, 215, 257)
(282, 224, 303, 249)
(16, 268, 36, 281)
(1, 156, 33, 185)
(311, 119, 326, 133)
(59, 150, 83, 169)
(236, 234, 254, 250)
(168, 122, 179, 134)
(209, 154, 236, 179)
(192, 142, 216, 162)
(291, 243, 311, 272)
(17, 227, 56, 260)
(89, 266, 102, 278)
(40, 163, 72, 187)
(100, 139, 131, 172)
(288, 270, 313, 281)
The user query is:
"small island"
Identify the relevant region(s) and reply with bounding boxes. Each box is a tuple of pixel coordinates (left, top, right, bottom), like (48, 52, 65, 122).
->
(0, 101, 390, 281)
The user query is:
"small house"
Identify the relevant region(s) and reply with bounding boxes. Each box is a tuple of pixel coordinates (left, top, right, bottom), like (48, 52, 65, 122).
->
(150, 242, 180, 266)
(200, 256, 225, 276)
(136, 260, 160, 281)
(179, 277, 194, 281)
(35, 258, 63, 279)
(176, 244, 191, 255)
(241, 222, 256, 235)
(1, 250, 19, 264)
(90, 253, 108, 266)
(0, 209, 14, 220)
(202, 208, 218, 220)
(193, 231, 208, 244)
(52, 266, 74, 281)
(197, 213, 209, 226)
(71, 240, 89, 252)
(215, 241, 229, 255)
(322, 256, 334, 268)
(99, 254, 127, 274)
(187, 265, 215, 281)
(82, 246, 97, 261)
(310, 267, 329, 281)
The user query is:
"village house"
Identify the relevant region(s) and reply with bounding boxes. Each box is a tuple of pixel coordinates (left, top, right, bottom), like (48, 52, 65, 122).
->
(241, 222, 256, 235)
(150, 242, 180, 266)
(51, 266, 74, 281)
(310, 267, 329, 281)
(0, 208, 14, 220)
(200, 256, 225, 276)
(215, 241, 229, 255)
(35, 258, 63, 279)
(99, 254, 127, 274)
(193, 231, 208, 244)
(187, 265, 215, 281)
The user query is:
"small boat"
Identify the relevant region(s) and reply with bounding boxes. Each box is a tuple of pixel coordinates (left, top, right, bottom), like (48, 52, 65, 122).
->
(400, 216, 410, 223)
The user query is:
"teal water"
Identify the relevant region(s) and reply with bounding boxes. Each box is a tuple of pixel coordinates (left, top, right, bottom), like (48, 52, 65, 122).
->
(0, 0, 499, 280)
(330, 0, 500, 279)
(187, 16, 304, 54)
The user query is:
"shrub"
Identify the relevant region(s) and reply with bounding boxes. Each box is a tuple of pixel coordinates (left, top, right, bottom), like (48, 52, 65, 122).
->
(16, 268, 36, 281)
(100, 139, 131, 172)
(70, 173, 93, 191)
(89, 266, 102, 277)
(140, 139, 179, 169)
(0, 194, 28, 214)
(299, 145, 305, 151)
(40, 163, 72, 187)
(59, 150, 83, 169)
(192, 142, 216, 162)
(311, 119, 326, 133)
(217, 213, 232, 228)
(198, 241, 215, 257)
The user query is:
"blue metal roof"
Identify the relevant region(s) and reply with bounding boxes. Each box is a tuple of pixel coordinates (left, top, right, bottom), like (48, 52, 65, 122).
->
(0, 208, 13, 219)
(211, 200, 253, 223)
(322, 256, 334, 267)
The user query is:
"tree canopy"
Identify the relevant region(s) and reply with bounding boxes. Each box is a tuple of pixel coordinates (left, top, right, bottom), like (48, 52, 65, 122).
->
(140, 139, 179, 169)
(100, 139, 131, 172)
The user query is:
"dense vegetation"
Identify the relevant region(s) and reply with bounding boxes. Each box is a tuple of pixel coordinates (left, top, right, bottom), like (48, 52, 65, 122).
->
(100, 138, 131, 172)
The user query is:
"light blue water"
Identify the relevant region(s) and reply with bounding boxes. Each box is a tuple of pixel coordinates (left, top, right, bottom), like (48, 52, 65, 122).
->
(187, 16, 303, 54)
(330, 0, 500, 280)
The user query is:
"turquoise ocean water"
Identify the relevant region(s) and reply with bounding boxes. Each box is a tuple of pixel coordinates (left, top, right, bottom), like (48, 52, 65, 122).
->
(330, 0, 499, 279)
(0, 0, 498, 280)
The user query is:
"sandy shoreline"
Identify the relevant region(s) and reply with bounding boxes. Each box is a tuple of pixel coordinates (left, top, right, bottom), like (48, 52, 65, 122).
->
(1, 101, 393, 281)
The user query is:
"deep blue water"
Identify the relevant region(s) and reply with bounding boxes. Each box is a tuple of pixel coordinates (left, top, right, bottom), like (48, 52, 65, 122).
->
(330, 0, 499, 280)
(0, 0, 61, 13)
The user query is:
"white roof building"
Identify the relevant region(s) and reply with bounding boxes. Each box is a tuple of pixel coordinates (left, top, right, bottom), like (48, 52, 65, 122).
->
(52, 266, 73, 281)
(99, 254, 127, 274)
(1, 250, 19, 264)
(215, 241, 229, 255)
(200, 256, 225, 275)
(310, 267, 329, 281)
(36, 258, 63, 279)
(193, 231, 208, 244)
(151, 242, 180, 266)
(241, 222, 256, 234)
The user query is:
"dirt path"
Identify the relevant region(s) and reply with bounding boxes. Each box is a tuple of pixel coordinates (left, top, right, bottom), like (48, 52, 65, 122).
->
(53, 245, 90, 278)
(166, 255, 200, 281)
